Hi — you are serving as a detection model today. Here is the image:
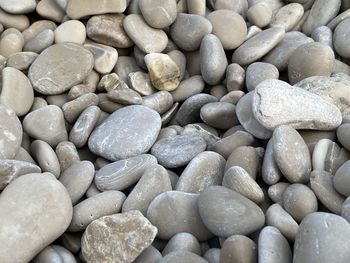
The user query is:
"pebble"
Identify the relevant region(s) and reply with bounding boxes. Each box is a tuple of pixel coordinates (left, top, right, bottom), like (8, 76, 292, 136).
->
(171, 75, 205, 102)
(268, 182, 290, 204)
(0, 67, 34, 116)
(88, 105, 161, 161)
(273, 125, 311, 183)
(147, 191, 213, 241)
(333, 160, 350, 196)
(170, 13, 212, 51)
(225, 63, 245, 92)
(34, 245, 77, 263)
(328, 9, 350, 30)
(245, 62, 279, 91)
(258, 226, 292, 263)
(29, 42, 94, 95)
(252, 80, 342, 130)
(86, 14, 133, 48)
(204, 248, 220, 263)
(334, 18, 350, 58)
(232, 27, 285, 66)
(81, 211, 157, 263)
(220, 235, 257, 263)
(124, 14, 168, 53)
(312, 139, 334, 170)
(85, 43, 118, 74)
(54, 20, 86, 44)
(200, 102, 237, 130)
(0, 8, 29, 31)
(0, 173, 72, 263)
(198, 186, 265, 238)
(247, 2, 272, 28)
(0, 28, 24, 57)
(55, 141, 80, 171)
(23, 29, 54, 54)
(129, 71, 157, 96)
(310, 170, 345, 214)
(108, 85, 142, 105)
(94, 154, 157, 191)
(200, 34, 228, 85)
(162, 233, 201, 256)
(270, 3, 304, 31)
(288, 42, 335, 84)
(262, 139, 282, 185)
(6, 51, 38, 71)
(337, 123, 350, 151)
(342, 197, 350, 222)
(159, 251, 208, 263)
(134, 246, 162, 263)
(68, 191, 126, 232)
(23, 105, 68, 147)
(312, 26, 333, 48)
(213, 0, 248, 17)
(0, 0, 36, 14)
(207, 10, 247, 50)
(139, 0, 177, 28)
(220, 90, 245, 104)
(294, 212, 350, 263)
(175, 151, 225, 193)
(22, 20, 56, 43)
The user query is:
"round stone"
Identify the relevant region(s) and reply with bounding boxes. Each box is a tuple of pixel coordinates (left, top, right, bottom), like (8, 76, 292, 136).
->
(270, 3, 304, 31)
(162, 233, 201, 256)
(139, 0, 177, 28)
(247, 2, 272, 28)
(334, 18, 350, 58)
(88, 105, 161, 161)
(334, 160, 350, 196)
(200, 102, 237, 130)
(159, 251, 208, 263)
(220, 235, 257, 263)
(54, 20, 86, 44)
(262, 139, 282, 185)
(0, 0, 36, 14)
(246, 62, 279, 91)
(28, 42, 94, 95)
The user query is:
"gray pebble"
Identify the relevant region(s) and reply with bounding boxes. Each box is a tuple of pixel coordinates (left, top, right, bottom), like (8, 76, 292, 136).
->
(134, 246, 162, 263)
(162, 233, 201, 256)
(268, 182, 290, 204)
(142, 91, 174, 114)
(246, 62, 279, 91)
(220, 235, 257, 263)
(6, 51, 38, 71)
(171, 75, 205, 102)
(311, 26, 333, 48)
(159, 251, 208, 263)
(262, 139, 282, 185)
(341, 196, 350, 222)
(23, 29, 54, 54)
(139, 0, 177, 28)
(334, 160, 350, 196)
(226, 63, 245, 92)
(200, 102, 237, 130)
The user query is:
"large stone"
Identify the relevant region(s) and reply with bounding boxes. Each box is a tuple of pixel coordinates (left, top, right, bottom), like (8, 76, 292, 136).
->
(0, 173, 72, 263)
(81, 211, 157, 263)
(252, 80, 342, 130)
(88, 105, 161, 161)
(28, 43, 94, 95)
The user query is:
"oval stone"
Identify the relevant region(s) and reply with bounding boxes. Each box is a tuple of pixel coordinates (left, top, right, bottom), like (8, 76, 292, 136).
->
(139, 0, 177, 29)
(334, 18, 350, 58)
(28, 42, 94, 95)
(88, 105, 161, 161)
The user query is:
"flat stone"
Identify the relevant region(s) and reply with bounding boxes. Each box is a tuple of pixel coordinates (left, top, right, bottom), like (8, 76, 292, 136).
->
(200, 102, 237, 130)
(95, 154, 157, 191)
(0, 104, 23, 159)
(247, 2, 272, 28)
(22, 20, 56, 43)
(0, 8, 29, 31)
(123, 14, 168, 53)
(85, 43, 118, 74)
(139, 0, 177, 28)
(66, 0, 127, 19)
(294, 212, 350, 263)
(0, 0, 36, 14)
(147, 191, 213, 241)
(81, 211, 157, 263)
(232, 27, 285, 66)
(54, 20, 86, 44)
(0, 28, 24, 58)
(171, 75, 205, 102)
(29, 42, 94, 95)
(142, 91, 173, 114)
(36, 0, 65, 23)
(23, 105, 68, 147)
(86, 14, 133, 49)
(252, 80, 342, 130)
(273, 125, 311, 183)
(88, 105, 161, 161)
(0, 67, 34, 116)
(220, 235, 257, 263)
(108, 85, 142, 105)
(0, 173, 72, 263)
(151, 134, 207, 168)
(6, 52, 38, 71)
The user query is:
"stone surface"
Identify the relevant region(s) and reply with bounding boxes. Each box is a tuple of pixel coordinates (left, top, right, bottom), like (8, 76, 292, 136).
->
(334, 18, 350, 58)
(159, 251, 208, 263)
(200, 102, 237, 130)
(334, 160, 350, 196)
(270, 3, 304, 31)
(247, 2, 272, 28)
(89, 105, 161, 161)
(7, 52, 38, 71)
(0, 173, 72, 263)
(139, 0, 177, 28)
(162, 232, 201, 256)
(246, 62, 279, 92)
(0, 28, 24, 58)
(23, 29, 54, 54)
(28, 43, 94, 95)
(262, 139, 282, 185)
(0, 0, 36, 14)
(85, 43, 118, 74)
(220, 235, 257, 263)
(54, 20, 86, 44)
(81, 211, 157, 263)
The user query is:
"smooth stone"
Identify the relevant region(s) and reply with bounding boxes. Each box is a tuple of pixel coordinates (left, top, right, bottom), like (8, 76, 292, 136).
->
(311, 26, 333, 48)
(0, 8, 29, 31)
(0, 104, 22, 159)
(7, 51, 38, 71)
(0, 67, 34, 116)
(302, 0, 341, 35)
(268, 182, 290, 204)
(145, 53, 180, 91)
(139, 0, 177, 28)
(263, 31, 313, 71)
(0, 28, 24, 57)
(171, 75, 205, 102)
(252, 80, 342, 130)
(29, 43, 94, 95)
(200, 102, 237, 130)
(310, 170, 345, 214)
(66, 0, 127, 19)
(129, 71, 157, 96)
(0, 0, 36, 14)
(54, 20, 86, 44)
(334, 18, 350, 58)
(176, 94, 218, 126)
(59, 161, 95, 205)
(207, 10, 247, 50)
(246, 62, 279, 91)
(55, 141, 80, 171)
(198, 186, 265, 238)
(23, 105, 68, 147)
(81, 211, 157, 263)
(200, 34, 228, 85)
(232, 27, 285, 66)
(69, 105, 100, 148)
(170, 13, 212, 51)
(85, 43, 118, 74)
(187, 0, 206, 15)
(36, 0, 64, 22)
(246, 25, 262, 40)
(22, 20, 57, 43)
(86, 14, 133, 48)
(273, 125, 311, 183)
(236, 92, 272, 140)
(151, 134, 207, 168)
(180, 124, 220, 149)
(220, 90, 245, 104)
(223, 166, 264, 204)
(134, 246, 162, 263)
(33, 245, 72, 263)
(294, 212, 350, 263)
(213, 0, 249, 16)
(160, 251, 208, 263)
(262, 139, 282, 185)
(288, 42, 335, 84)
(107, 85, 142, 105)
(270, 3, 304, 31)
(122, 164, 172, 215)
(162, 233, 201, 256)
(258, 226, 292, 263)
(168, 50, 186, 81)
(327, 9, 350, 30)
(220, 235, 257, 263)
(265, 203, 299, 241)
(0, 160, 41, 190)
(97, 94, 123, 113)
(68, 191, 126, 232)
(124, 14, 168, 53)
(338, 123, 350, 150)
(142, 91, 173, 114)
(247, 2, 272, 28)
(204, 248, 220, 263)
(147, 191, 213, 241)
(299, 130, 336, 152)
(210, 85, 227, 100)
(334, 160, 350, 196)
(175, 151, 225, 193)
(0, 173, 72, 263)
(88, 105, 161, 161)
(14, 147, 36, 164)
(60, 232, 81, 254)
(31, 140, 61, 178)
(312, 139, 334, 170)
(114, 56, 142, 83)
(342, 197, 350, 222)
(23, 29, 54, 54)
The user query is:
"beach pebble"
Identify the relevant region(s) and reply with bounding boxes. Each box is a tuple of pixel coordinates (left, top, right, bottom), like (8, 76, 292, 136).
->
(134, 246, 162, 263)
(247, 2, 272, 28)
(268, 182, 290, 204)
(333, 160, 350, 196)
(23, 29, 54, 54)
(220, 235, 257, 263)
(54, 20, 86, 44)
(0, 8, 29, 31)
(311, 26, 333, 48)
(139, 0, 177, 28)
(270, 3, 304, 31)
(159, 251, 208, 263)
(171, 75, 205, 102)
(85, 43, 118, 74)
(0, 28, 24, 58)
(246, 62, 279, 91)
(334, 18, 350, 58)
(162, 233, 201, 256)
(0, 0, 36, 14)
(262, 139, 282, 185)
(200, 102, 237, 130)
(6, 51, 38, 71)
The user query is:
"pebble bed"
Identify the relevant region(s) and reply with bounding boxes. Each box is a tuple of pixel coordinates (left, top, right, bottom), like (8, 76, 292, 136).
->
(1, 0, 350, 262)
